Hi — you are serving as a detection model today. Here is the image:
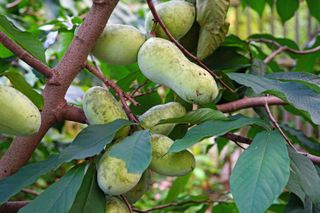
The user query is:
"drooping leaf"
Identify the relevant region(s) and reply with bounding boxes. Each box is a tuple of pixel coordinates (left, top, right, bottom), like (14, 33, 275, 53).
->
(69, 163, 106, 213)
(267, 72, 320, 93)
(0, 15, 46, 64)
(228, 73, 320, 125)
(3, 71, 44, 109)
(285, 193, 314, 213)
(109, 130, 151, 173)
(169, 115, 270, 153)
(288, 147, 320, 204)
(58, 119, 132, 163)
(306, 0, 320, 22)
(0, 155, 60, 204)
(276, 0, 299, 23)
(281, 124, 320, 155)
(286, 170, 306, 204)
(245, 0, 266, 16)
(196, 0, 229, 33)
(158, 108, 227, 125)
(19, 164, 87, 213)
(230, 130, 290, 213)
(164, 173, 191, 203)
(197, 22, 229, 60)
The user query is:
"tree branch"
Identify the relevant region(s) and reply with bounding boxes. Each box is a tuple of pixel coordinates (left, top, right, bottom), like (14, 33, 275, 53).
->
(0, 201, 28, 213)
(62, 105, 87, 124)
(0, 0, 119, 179)
(85, 63, 139, 123)
(0, 31, 53, 78)
(216, 96, 286, 113)
(145, 0, 234, 92)
(251, 38, 320, 64)
(223, 133, 320, 164)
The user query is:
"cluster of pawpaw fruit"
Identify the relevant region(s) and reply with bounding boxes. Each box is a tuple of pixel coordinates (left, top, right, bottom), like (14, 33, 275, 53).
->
(92, 0, 219, 106)
(82, 86, 195, 210)
(85, 0, 222, 210)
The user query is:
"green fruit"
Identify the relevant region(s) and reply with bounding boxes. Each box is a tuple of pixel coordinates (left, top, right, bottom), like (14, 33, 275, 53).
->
(150, 134, 195, 176)
(105, 197, 129, 213)
(92, 24, 146, 65)
(97, 148, 142, 195)
(0, 86, 41, 136)
(124, 170, 151, 203)
(82, 86, 129, 138)
(145, 0, 195, 40)
(138, 37, 218, 105)
(139, 102, 186, 135)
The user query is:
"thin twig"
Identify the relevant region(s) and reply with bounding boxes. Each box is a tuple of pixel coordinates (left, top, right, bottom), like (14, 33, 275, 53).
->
(0, 32, 53, 78)
(130, 80, 148, 96)
(263, 95, 296, 149)
(21, 188, 39, 196)
(133, 200, 213, 213)
(85, 63, 139, 123)
(132, 85, 160, 98)
(145, 0, 235, 93)
(251, 38, 320, 64)
(121, 195, 133, 213)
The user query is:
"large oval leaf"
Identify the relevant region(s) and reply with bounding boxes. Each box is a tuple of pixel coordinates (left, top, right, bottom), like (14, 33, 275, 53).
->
(230, 130, 290, 213)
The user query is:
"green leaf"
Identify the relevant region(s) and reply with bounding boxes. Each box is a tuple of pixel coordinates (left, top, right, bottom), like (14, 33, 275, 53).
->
(230, 130, 290, 213)
(109, 130, 151, 173)
(267, 72, 320, 93)
(69, 164, 106, 213)
(288, 147, 320, 204)
(211, 202, 238, 213)
(0, 155, 59, 204)
(286, 170, 306, 204)
(20, 164, 87, 213)
(306, 0, 320, 22)
(58, 119, 132, 163)
(158, 108, 227, 125)
(196, 0, 229, 59)
(285, 193, 314, 213)
(169, 114, 270, 153)
(3, 71, 44, 109)
(228, 73, 320, 125)
(245, 0, 266, 16)
(0, 44, 14, 58)
(281, 125, 320, 155)
(196, 0, 229, 33)
(164, 173, 191, 203)
(0, 15, 46, 64)
(197, 22, 229, 60)
(276, 0, 299, 23)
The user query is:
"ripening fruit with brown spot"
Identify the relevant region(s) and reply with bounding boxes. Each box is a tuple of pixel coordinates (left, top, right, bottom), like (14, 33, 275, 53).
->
(138, 37, 219, 105)
(105, 197, 130, 213)
(139, 102, 186, 135)
(92, 24, 146, 65)
(82, 86, 129, 139)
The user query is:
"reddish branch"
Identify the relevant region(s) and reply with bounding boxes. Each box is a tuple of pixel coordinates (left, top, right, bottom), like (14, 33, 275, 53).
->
(217, 96, 286, 112)
(250, 38, 320, 64)
(85, 63, 139, 123)
(145, 0, 234, 92)
(0, 0, 119, 179)
(0, 201, 28, 213)
(224, 132, 320, 164)
(0, 32, 53, 78)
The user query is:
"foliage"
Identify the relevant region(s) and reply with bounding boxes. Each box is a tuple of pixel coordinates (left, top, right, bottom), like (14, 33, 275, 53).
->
(0, 0, 319, 213)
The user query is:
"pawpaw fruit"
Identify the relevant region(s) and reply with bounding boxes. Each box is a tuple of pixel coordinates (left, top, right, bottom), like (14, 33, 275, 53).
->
(145, 0, 195, 40)
(105, 197, 130, 213)
(150, 134, 195, 176)
(97, 148, 142, 195)
(82, 86, 129, 138)
(124, 170, 151, 203)
(138, 37, 219, 105)
(0, 86, 41, 136)
(139, 102, 186, 135)
(92, 24, 146, 65)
